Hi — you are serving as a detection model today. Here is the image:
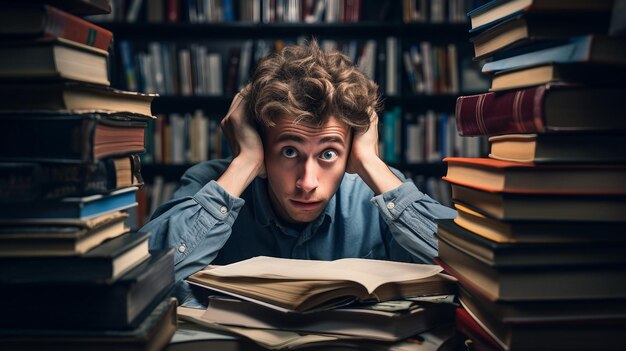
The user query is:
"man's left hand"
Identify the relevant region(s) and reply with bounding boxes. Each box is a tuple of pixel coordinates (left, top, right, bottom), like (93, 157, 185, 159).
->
(347, 107, 380, 175)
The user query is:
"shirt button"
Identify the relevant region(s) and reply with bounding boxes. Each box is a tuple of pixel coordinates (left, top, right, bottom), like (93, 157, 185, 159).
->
(178, 244, 186, 253)
(386, 202, 395, 209)
(220, 206, 228, 214)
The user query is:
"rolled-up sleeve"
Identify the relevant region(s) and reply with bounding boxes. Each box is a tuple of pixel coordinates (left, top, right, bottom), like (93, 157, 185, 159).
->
(142, 167, 244, 284)
(371, 181, 457, 263)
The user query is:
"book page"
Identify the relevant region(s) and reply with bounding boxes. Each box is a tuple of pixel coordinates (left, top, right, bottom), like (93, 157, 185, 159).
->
(201, 256, 442, 293)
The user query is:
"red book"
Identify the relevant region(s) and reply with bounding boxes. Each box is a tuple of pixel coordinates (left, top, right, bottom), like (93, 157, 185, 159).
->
(166, 0, 180, 23)
(454, 83, 626, 136)
(455, 307, 503, 351)
(0, 4, 113, 51)
(442, 157, 626, 195)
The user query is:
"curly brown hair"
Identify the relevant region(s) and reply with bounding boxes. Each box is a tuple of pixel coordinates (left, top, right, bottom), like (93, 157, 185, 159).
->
(240, 40, 381, 133)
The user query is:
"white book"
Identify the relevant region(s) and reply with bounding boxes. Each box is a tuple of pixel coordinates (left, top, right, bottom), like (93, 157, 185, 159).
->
(386, 37, 398, 96)
(178, 49, 193, 96)
(420, 42, 433, 95)
(237, 40, 253, 90)
(208, 53, 223, 95)
(447, 44, 459, 94)
(148, 42, 166, 94)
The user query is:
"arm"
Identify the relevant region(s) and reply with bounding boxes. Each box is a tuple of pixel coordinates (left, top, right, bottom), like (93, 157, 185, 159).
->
(142, 93, 265, 299)
(347, 109, 456, 263)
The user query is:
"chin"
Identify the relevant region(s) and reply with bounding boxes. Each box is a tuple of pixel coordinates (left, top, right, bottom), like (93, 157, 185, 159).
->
(287, 210, 323, 224)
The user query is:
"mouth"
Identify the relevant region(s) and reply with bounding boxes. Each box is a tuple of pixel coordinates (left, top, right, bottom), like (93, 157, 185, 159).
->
(289, 200, 323, 210)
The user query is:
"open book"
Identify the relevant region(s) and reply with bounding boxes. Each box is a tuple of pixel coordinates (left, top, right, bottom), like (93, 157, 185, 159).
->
(186, 256, 456, 312)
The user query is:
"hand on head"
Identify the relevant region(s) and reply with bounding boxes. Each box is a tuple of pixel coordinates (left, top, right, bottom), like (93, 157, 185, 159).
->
(347, 108, 380, 175)
(221, 92, 266, 178)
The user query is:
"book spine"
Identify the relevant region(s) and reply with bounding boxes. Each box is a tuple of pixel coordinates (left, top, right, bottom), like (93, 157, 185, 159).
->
(455, 84, 549, 136)
(0, 156, 142, 203)
(0, 116, 90, 163)
(44, 5, 113, 51)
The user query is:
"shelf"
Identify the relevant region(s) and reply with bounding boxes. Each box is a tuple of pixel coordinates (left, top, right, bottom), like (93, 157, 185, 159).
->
(98, 22, 469, 40)
(149, 94, 459, 114)
(152, 95, 233, 114)
(141, 164, 192, 182)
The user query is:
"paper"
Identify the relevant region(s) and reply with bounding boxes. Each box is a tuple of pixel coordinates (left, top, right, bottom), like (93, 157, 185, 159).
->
(201, 256, 442, 293)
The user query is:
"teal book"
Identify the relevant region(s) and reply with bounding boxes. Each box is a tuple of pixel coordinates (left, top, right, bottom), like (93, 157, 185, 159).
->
(0, 186, 138, 220)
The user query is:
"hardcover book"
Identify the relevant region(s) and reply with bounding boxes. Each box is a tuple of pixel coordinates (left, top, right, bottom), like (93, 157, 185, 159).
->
(0, 249, 175, 330)
(455, 84, 626, 135)
(187, 256, 456, 313)
(459, 285, 626, 325)
(467, 0, 613, 31)
(0, 82, 156, 116)
(0, 38, 109, 85)
(0, 113, 149, 164)
(21, 0, 112, 15)
(436, 241, 626, 302)
(0, 231, 149, 282)
(481, 35, 626, 73)
(0, 210, 129, 256)
(443, 157, 626, 194)
(0, 155, 143, 202)
(458, 291, 626, 351)
(199, 294, 455, 341)
(470, 12, 610, 59)
(489, 63, 625, 91)
(0, 4, 113, 51)
(452, 203, 626, 243)
(450, 183, 626, 221)
(0, 186, 138, 220)
(455, 307, 501, 351)
(436, 219, 626, 267)
(0, 297, 177, 351)
(488, 133, 626, 163)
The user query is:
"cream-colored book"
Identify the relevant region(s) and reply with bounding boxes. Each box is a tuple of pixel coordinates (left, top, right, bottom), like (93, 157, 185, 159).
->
(187, 256, 456, 313)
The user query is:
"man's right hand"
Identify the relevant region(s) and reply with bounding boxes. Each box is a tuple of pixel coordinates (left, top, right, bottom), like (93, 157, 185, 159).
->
(220, 92, 266, 178)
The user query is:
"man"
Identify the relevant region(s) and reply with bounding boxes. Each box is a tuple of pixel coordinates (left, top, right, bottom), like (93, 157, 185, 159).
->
(143, 41, 456, 304)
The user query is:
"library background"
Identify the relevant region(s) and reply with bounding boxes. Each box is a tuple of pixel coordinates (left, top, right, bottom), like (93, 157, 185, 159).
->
(95, 0, 491, 228)
(0, 0, 625, 350)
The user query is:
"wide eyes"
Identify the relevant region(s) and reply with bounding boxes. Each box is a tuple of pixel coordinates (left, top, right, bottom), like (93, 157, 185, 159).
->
(280, 147, 338, 161)
(281, 147, 298, 159)
(320, 149, 338, 161)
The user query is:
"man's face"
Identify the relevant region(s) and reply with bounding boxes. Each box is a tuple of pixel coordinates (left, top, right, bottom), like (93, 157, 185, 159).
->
(264, 115, 351, 224)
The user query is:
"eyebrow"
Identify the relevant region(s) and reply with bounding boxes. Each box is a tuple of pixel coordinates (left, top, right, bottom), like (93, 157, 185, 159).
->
(276, 134, 345, 146)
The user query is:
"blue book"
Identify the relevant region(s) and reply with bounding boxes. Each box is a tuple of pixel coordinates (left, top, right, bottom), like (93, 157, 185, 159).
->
(0, 187, 138, 220)
(482, 35, 626, 73)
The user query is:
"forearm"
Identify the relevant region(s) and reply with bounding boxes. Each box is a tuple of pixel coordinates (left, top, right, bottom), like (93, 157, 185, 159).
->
(216, 155, 263, 197)
(356, 155, 403, 195)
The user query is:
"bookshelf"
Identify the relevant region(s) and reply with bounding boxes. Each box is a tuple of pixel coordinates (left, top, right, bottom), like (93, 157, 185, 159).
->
(94, 0, 490, 222)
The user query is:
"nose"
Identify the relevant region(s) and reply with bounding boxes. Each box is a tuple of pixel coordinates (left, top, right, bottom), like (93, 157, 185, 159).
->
(296, 158, 319, 193)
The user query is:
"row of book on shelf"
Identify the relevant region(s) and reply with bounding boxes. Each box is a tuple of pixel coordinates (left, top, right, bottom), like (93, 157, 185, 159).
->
(117, 36, 477, 98)
(90, 0, 471, 24)
(438, 0, 626, 350)
(0, 1, 178, 349)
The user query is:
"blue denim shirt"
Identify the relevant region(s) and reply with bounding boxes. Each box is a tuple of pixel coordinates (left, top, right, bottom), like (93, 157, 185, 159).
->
(142, 159, 457, 305)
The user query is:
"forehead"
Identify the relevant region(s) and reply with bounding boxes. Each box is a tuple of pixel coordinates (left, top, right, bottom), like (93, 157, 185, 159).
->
(266, 115, 350, 144)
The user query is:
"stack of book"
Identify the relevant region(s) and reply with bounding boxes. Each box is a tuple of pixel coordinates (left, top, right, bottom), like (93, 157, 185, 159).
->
(437, 0, 626, 350)
(178, 256, 460, 350)
(0, 1, 176, 350)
